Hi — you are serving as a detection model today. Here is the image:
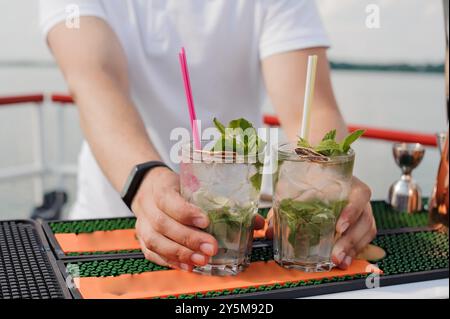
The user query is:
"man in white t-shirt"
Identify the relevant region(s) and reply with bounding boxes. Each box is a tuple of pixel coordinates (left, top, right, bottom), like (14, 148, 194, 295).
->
(40, 0, 376, 271)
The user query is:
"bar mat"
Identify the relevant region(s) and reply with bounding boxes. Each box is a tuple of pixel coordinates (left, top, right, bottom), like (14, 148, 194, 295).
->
(74, 260, 374, 299)
(60, 230, 448, 299)
(0, 220, 71, 299)
(43, 209, 271, 259)
(371, 200, 429, 231)
(45, 202, 432, 259)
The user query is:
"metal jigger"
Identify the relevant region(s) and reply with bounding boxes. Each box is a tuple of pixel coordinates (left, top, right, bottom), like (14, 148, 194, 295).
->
(387, 143, 425, 213)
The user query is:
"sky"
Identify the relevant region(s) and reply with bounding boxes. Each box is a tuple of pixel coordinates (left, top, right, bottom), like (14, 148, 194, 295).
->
(0, 0, 447, 64)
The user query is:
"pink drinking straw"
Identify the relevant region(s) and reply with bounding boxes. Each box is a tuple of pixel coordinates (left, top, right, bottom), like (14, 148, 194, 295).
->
(179, 47, 201, 150)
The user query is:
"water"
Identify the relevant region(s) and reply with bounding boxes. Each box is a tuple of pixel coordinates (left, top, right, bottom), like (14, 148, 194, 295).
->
(0, 67, 447, 220)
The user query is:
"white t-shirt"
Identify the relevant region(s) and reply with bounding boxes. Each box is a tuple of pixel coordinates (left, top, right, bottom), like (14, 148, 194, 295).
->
(39, 0, 330, 219)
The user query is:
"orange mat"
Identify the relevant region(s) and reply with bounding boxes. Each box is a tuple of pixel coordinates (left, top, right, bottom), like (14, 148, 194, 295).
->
(77, 260, 377, 299)
(55, 229, 140, 253)
(55, 226, 267, 254)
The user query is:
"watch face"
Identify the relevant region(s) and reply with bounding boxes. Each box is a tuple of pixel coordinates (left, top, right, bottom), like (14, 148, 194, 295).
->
(121, 166, 139, 198)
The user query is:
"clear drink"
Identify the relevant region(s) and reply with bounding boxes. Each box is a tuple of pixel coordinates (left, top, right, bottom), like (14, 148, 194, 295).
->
(273, 142, 354, 272)
(180, 144, 262, 276)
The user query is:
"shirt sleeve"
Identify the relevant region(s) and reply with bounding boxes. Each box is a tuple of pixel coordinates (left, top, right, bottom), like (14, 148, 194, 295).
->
(39, 0, 107, 38)
(259, 0, 330, 60)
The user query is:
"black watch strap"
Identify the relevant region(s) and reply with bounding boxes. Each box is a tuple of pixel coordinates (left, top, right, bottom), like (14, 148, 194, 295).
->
(121, 161, 170, 211)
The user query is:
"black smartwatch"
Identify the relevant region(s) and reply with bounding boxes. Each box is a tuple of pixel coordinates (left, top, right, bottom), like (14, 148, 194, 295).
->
(121, 161, 171, 211)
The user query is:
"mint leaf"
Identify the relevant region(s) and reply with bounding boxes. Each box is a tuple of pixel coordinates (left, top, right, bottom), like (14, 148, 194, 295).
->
(297, 137, 312, 148)
(322, 129, 337, 141)
(228, 118, 252, 131)
(206, 205, 255, 250)
(314, 139, 341, 156)
(278, 199, 346, 254)
(213, 117, 226, 135)
(211, 117, 265, 156)
(250, 161, 263, 191)
(211, 118, 266, 192)
(340, 129, 365, 153)
(296, 129, 365, 157)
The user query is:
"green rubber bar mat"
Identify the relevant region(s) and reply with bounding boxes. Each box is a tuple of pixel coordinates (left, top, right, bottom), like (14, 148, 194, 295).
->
(47, 203, 427, 235)
(49, 218, 136, 234)
(372, 231, 448, 275)
(49, 207, 271, 234)
(62, 231, 448, 299)
(371, 200, 429, 231)
(66, 249, 142, 257)
(44, 202, 429, 260)
(66, 246, 274, 278)
(43, 208, 272, 260)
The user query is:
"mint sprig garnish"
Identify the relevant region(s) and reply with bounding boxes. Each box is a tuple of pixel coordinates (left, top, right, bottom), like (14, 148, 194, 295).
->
(212, 118, 266, 156)
(297, 129, 365, 157)
(279, 199, 347, 250)
(212, 118, 266, 191)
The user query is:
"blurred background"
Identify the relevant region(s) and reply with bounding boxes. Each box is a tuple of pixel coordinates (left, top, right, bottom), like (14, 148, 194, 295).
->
(0, 0, 448, 219)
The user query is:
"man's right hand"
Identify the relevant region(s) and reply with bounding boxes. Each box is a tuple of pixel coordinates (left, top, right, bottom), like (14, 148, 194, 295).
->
(132, 167, 219, 271)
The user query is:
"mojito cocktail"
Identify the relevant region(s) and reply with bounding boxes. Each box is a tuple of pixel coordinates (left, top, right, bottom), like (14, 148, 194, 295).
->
(179, 118, 265, 276)
(273, 130, 361, 272)
(180, 148, 260, 275)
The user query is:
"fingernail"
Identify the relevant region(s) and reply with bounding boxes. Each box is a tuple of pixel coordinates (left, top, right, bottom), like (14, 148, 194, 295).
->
(193, 217, 208, 228)
(336, 251, 346, 264)
(339, 222, 350, 234)
(199, 243, 215, 256)
(191, 253, 206, 265)
(179, 263, 190, 271)
(344, 256, 352, 267)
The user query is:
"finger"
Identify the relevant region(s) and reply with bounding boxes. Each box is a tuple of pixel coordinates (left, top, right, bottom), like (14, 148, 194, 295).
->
(265, 208, 274, 239)
(138, 237, 193, 271)
(138, 237, 169, 266)
(265, 210, 274, 239)
(354, 227, 377, 256)
(353, 207, 377, 255)
(332, 205, 375, 266)
(254, 214, 265, 230)
(149, 208, 218, 256)
(267, 208, 274, 220)
(338, 225, 377, 270)
(336, 177, 372, 234)
(142, 228, 209, 266)
(155, 188, 209, 229)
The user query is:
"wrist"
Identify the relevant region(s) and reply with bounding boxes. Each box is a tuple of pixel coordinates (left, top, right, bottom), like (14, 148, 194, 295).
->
(121, 161, 171, 212)
(132, 165, 173, 215)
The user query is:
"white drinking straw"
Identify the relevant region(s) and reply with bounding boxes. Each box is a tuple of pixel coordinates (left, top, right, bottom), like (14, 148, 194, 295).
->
(299, 55, 318, 140)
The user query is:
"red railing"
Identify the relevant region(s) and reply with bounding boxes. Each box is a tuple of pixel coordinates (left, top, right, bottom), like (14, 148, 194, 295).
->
(51, 93, 74, 104)
(0, 94, 44, 106)
(0, 94, 437, 147)
(263, 115, 438, 147)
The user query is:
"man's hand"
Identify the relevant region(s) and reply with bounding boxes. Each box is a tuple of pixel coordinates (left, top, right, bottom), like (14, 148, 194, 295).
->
(132, 167, 267, 270)
(132, 168, 218, 271)
(266, 177, 376, 269)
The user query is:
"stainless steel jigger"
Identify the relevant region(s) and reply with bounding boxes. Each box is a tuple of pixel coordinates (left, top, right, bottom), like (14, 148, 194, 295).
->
(387, 143, 425, 213)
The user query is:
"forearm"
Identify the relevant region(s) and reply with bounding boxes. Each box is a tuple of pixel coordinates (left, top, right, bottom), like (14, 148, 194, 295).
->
(277, 96, 347, 143)
(262, 48, 347, 144)
(302, 100, 347, 144)
(70, 74, 161, 192)
(48, 17, 161, 192)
